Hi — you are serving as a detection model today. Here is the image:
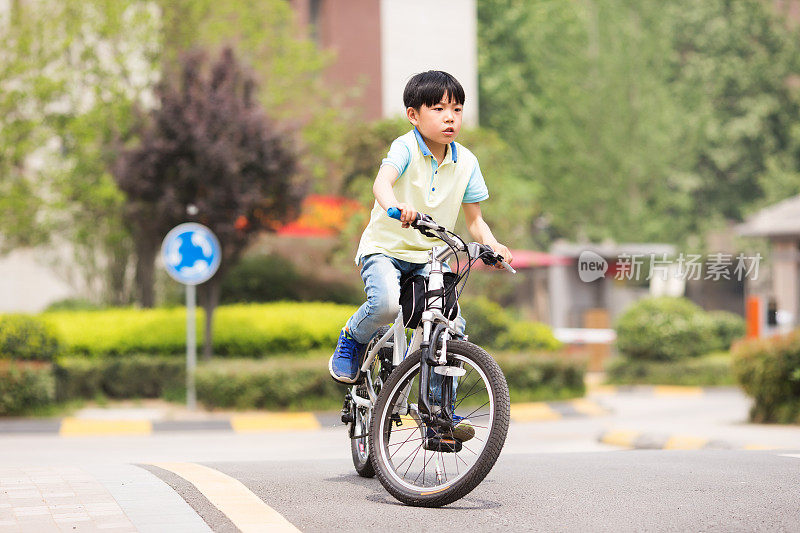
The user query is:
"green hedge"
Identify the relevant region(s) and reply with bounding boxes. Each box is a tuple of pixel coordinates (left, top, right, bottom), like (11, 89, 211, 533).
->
(54, 356, 185, 400)
(616, 297, 744, 361)
(460, 297, 562, 352)
(731, 331, 800, 424)
(0, 315, 59, 362)
(606, 352, 734, 386)
(0, 363, 55, 415)
(41, 302, 356, 357)
(196, 352, 584, 411)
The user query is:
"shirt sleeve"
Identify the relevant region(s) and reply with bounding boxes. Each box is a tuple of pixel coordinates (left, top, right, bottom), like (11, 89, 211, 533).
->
(380, 139, 411, 176)
(462, 160, 490, 203)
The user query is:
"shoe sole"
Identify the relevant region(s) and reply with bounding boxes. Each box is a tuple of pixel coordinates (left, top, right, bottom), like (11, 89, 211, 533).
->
(451, 423, 475, 443)
(328, 355, 360, 384)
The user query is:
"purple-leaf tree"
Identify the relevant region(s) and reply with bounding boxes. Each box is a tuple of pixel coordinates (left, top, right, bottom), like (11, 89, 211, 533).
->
(114, 46, 303, 359)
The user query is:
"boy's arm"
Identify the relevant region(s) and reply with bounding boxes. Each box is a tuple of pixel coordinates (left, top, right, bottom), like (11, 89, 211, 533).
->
(462, 202, 514, 267)
(373, 165, 417, 227)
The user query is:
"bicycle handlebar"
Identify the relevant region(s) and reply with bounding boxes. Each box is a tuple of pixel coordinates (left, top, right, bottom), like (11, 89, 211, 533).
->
(387, 208, 516, 273)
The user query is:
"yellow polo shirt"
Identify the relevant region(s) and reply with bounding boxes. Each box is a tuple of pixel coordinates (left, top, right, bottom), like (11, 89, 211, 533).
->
(355, 128, 489, 265)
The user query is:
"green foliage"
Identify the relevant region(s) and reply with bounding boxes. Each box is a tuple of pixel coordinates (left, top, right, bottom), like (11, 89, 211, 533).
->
(42, 303, 356, 357)
(460, 297, 561, 352)
(0, 363, 55, 415)
(607, 352, 734, 386)
(0, 315, 60, 362)
(731, 331, 800, 424)
(478, 0, 800, 244)
(196, 352, 584, 411)
(221, 254, 362, 305)
(0, 0, 159, 303)
(498, 354, 585, 402)
(615, 297, 717, 361)
(707, 311, 746, 351)
(54, 356, 184, 401)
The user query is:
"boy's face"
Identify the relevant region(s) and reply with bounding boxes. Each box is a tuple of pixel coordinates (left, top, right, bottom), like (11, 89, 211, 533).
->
(407, 92, 463, 148)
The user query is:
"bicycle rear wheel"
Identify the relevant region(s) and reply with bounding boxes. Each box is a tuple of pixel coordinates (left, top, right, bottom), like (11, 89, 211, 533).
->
(369, 340, 510, 507)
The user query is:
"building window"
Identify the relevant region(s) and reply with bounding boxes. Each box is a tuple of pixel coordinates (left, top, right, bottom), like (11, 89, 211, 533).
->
(309, 0, 322, 46)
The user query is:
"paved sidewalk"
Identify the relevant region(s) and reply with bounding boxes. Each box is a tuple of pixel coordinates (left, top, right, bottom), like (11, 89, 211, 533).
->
(0, 464, 209, 532)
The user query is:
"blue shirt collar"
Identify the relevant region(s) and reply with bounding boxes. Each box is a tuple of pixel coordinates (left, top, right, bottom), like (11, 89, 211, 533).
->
(413, 127, 458, 163)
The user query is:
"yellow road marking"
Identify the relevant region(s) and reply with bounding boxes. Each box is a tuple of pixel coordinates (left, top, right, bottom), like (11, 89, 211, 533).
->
(60, 418, 152, 436)
(600, 430, 639, 448)
(653, 386, 704, 397)
(511, 402, 561, 422)
(230, 413, 320, 433)
(151, 462, 299, 533)
(569, 398, 608, 416)
(664, 435, 709, 450)
(745, 444, 779, 450)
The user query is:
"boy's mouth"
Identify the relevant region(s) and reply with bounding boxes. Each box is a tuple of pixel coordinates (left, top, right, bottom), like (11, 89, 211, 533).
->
(443, 127, 455, 135)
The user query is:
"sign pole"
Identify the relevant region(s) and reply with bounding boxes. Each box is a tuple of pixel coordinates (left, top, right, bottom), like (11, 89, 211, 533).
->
(186, 284, 197, 410)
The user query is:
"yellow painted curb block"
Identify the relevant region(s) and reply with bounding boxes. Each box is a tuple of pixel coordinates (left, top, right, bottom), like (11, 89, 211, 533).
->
(744, 444, 778, 450)
(230, 413, 320, 433)
(653, 386, 704, 397)
(600, 430, 640, 448)
(511, 402, 562, 422)
(570, 398, 608, 416)
(664, 435, 709, 450)
(587, 385, 618, 396)
(60, 418, 152, 436)
(151, 462, 299, 533)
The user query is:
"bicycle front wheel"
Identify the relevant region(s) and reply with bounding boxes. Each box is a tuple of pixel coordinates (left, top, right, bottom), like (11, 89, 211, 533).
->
(369, 340, 510, 507)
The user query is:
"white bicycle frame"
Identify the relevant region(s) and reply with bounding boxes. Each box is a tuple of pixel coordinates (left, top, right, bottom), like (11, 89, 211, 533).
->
(348, 242, 462, 413)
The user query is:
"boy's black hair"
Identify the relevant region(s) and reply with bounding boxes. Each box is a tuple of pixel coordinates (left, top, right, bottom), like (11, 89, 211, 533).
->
(403, 70, 465, 110)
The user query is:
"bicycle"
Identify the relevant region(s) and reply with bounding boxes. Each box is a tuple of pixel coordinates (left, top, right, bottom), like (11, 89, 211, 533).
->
(339, 208, 514, 507)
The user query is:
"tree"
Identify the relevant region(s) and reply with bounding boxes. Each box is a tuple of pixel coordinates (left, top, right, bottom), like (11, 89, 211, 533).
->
(478, 0, 800, 246)
(0, 0, 160, 303)
(113, 47, 303, 358)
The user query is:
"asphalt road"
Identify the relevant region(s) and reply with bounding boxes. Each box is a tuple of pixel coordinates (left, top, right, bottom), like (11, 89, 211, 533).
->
(2, 388, 800, 532)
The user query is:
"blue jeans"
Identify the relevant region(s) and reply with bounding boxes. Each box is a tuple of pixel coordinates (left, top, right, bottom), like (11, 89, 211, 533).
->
(346, 253, 466, 344)
(346, 253, 466, 406)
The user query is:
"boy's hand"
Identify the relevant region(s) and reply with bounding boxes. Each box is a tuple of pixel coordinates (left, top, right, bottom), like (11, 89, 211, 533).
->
(489, 242, 513, 269)
(395, 203, 418, 228)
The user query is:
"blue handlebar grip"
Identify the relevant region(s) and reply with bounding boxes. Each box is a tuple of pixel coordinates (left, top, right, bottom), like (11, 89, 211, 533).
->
(387, 207, 402, 220)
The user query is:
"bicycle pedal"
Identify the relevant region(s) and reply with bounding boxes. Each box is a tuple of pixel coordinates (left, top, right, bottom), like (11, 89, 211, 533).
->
(423, 436, 462, 453)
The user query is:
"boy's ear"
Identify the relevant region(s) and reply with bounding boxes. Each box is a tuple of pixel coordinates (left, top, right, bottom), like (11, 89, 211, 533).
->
(406, 106, 419, 126)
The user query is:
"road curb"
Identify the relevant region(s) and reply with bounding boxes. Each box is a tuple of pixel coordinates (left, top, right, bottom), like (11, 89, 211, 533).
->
(0, 398, 609, 436)
(588, 385, 740, 397)
(598, 429, 776, 451)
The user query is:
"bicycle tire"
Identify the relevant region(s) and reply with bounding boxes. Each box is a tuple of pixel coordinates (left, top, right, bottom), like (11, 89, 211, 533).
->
(349, 325, 391, 478)
(368, 340, 510, 507)
(351, 404, 375, 477)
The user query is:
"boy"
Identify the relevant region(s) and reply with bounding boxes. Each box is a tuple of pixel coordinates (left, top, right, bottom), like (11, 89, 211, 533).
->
(329, 70, 513, 385)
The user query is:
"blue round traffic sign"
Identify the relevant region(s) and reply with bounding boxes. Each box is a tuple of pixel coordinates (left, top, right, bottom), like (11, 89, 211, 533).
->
(161, 223, 221, 285)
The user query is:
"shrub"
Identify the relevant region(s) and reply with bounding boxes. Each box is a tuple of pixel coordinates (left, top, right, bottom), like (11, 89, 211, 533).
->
(460, 297, 561, 352)
(0, 314, 60, 362)
(731, 331, 800, 424)
(496, 321, 562, 352)
(54, 356, 185, 400)
(0, 362, 55, 415)
(607, 352, 734, 386)
(707, 311, 745, 351)
(41, 302, 357, 357)
(459, 297, 512, 346)
(615, 297, 716, 361)
(221, 254, 362, 305)
(196, 352, 584, 410)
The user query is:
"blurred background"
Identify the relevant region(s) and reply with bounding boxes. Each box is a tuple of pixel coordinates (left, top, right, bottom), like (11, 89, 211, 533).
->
(1, 0, 799, 424)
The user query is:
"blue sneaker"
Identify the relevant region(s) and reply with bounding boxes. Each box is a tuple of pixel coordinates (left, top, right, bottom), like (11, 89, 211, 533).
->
(328, 328, 366, 384)
(424, 414, 475, 449)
